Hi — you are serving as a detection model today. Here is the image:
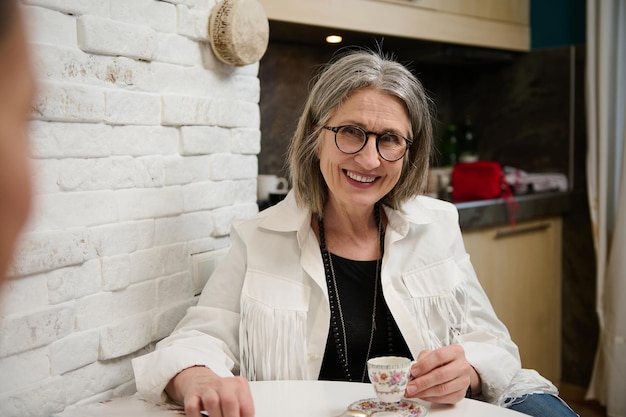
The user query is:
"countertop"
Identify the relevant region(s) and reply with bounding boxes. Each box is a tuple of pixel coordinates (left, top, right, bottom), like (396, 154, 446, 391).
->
(456, 191, 570, 230)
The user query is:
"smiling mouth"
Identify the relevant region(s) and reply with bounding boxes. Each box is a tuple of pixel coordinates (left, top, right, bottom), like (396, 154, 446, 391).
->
(345, 170, 377, 183)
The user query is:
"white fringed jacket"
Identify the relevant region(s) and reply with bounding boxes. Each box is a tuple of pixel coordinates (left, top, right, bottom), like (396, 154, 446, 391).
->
(132, 192, 556, 405)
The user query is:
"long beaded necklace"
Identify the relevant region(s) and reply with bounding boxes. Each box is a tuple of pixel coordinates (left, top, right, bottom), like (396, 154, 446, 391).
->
(318, 203, 384, 382)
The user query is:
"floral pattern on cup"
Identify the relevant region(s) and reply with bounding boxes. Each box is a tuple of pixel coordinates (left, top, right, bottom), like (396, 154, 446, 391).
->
(370, 370, 408, 388)
(367, 356, 414, 403)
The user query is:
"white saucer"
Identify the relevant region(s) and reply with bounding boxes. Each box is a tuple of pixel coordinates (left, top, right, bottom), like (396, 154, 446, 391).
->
(348, 398, 428, 417)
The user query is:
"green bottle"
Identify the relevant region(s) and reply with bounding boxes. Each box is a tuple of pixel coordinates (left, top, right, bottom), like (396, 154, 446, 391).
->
(459, 116, 478, 162)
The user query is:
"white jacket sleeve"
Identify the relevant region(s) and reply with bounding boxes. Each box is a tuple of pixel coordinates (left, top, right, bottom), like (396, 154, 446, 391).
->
(132, 223, 249, 403)
(385, 198, 525, 403)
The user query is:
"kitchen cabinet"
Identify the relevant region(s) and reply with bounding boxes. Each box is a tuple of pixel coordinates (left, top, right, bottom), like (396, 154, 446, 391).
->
(259, 0, 529, 51)
(379, 0, 529, 24)
(462, 217, 562, 384)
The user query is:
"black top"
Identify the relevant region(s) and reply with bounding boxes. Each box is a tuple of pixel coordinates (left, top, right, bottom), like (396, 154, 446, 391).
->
(318, 253, 412, 382)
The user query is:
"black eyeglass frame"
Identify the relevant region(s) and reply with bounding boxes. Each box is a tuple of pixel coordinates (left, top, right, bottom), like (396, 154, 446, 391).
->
(323, 125, 414, 162)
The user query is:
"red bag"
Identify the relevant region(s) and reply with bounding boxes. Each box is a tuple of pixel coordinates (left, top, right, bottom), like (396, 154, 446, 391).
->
(451, 161, 507, 202)
(451, 160, 519, 226)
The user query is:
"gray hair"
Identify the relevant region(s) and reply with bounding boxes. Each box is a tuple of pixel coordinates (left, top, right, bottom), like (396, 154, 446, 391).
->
(287, 49, 434, 215)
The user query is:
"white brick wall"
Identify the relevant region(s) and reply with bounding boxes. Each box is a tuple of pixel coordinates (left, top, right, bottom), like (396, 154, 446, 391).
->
(1, 1, 261, 416)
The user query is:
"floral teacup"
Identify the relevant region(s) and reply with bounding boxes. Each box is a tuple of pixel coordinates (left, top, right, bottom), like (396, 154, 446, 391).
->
(367, 356, 414, 403)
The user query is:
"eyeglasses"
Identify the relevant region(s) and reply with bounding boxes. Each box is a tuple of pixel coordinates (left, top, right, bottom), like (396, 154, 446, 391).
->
(323, 125, 413, 162)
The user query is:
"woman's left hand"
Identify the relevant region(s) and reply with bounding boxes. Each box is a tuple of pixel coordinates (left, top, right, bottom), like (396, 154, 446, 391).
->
(404, 345, 480, 404)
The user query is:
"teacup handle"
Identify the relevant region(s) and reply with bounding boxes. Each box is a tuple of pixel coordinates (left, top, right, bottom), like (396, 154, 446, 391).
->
(276, 177, 288, 191)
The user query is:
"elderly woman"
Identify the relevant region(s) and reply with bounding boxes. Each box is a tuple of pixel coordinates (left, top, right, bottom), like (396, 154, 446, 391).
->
(133, 50, 576, 417)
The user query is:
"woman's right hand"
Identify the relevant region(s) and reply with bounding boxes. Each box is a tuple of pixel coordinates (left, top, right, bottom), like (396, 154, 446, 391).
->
(165, 366, 255, 417)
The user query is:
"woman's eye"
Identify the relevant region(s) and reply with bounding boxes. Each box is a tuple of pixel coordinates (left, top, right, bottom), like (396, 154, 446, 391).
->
(342, 126, 361, 137)
(380, 134, 402, 145)
(340, 127, 365, 141)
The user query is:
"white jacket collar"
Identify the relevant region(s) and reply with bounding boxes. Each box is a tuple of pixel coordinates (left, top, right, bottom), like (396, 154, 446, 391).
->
(258, 191, 309, 232)
(258, 191, 439, 241)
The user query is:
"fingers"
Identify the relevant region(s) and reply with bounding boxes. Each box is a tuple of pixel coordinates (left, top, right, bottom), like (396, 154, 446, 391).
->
(220, 377, 255, 417)
(409, 377, 469, 404)
(410, 349, 432, 378)
(184, 395, 206, 417)
(168, 367, 254, 417)
(412, 345, 463, 376)
(192, 376, 255, 417)
(406, 345, 472, 405)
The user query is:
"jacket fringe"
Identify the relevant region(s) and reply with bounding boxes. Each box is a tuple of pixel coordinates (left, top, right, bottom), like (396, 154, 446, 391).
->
(240, 296, 309, 380)
(495, 369, 559, 407)
(408, 282, 470, 349)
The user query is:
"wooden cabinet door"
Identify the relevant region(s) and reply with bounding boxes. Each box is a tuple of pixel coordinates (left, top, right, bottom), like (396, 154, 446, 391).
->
(438, 0, 529, 24)
(462, 217, 562, 384)
(376, 0, 529, 24)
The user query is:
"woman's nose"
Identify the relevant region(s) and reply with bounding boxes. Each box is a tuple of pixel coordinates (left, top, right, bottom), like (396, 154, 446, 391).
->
(355, 134, 382, 168)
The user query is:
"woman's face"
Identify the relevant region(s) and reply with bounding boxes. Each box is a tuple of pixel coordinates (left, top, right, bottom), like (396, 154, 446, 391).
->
(318, 87, 410, 212)
(0, 7, 35, 284)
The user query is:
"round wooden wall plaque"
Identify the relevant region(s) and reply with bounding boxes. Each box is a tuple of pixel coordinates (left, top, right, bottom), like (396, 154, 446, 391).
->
(209, 0, 270, 66)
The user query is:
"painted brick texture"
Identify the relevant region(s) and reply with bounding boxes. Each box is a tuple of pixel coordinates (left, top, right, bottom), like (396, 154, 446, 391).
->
(0, 1, 260, 416)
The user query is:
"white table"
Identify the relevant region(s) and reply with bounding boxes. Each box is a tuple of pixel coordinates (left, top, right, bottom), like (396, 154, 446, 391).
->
(54, 380, 525, 417)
